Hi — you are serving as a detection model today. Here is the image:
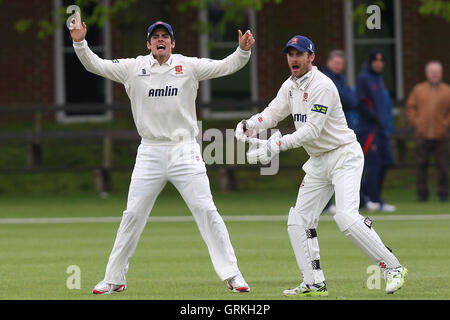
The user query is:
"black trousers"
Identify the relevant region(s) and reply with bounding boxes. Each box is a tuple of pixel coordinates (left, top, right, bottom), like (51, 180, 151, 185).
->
(415, 138, 449, 201)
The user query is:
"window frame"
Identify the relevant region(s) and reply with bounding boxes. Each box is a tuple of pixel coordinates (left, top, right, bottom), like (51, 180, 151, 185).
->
(198, 5, 258, 119)
(53, 0, 113, 123)
(344, 0, 403, 101)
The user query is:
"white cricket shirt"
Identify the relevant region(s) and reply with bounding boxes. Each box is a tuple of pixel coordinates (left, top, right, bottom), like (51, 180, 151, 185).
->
(73, 40, 251, 145)
(258, 66, 356, 156)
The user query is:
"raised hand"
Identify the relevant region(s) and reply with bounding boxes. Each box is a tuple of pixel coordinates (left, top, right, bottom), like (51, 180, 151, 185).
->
(69, 11, 87, 42)
(238, 29, 255, 51)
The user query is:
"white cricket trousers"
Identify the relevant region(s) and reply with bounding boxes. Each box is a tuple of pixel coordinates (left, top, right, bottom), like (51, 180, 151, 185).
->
(103, 142, 240, 284)
(287, 140, 400, 285)
(293, 141, 365, 232)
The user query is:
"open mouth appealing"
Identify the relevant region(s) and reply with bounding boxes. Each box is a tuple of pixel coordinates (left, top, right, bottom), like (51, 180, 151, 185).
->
(156, 44, 166, 50)
(291, 65, 300, 71)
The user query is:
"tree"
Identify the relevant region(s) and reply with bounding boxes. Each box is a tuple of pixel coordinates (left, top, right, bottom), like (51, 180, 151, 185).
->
(418, 0, 450, 22)
(5, 0, 450, 40)
(177, 0, 282, 36)
(13, 0, 138, 39)
(9, 0, 282, 40)
(352, 0, 386, 35)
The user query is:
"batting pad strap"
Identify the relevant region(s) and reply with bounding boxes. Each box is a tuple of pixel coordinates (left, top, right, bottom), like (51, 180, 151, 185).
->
(312, 259, 321, 270)
(364, 217, 373, 229)
(306, 229, 317, 239)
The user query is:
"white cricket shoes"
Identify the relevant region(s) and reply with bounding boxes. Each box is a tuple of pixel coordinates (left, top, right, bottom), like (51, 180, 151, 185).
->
(92, 280, 126, 294)
(384, 266, 408, 294)
(380, 202, 396, 212)
(283, 281, 328, 297)
(365, 201, 396, 212)
(226, 273, 250, 292)
(365, 201, 380, 211)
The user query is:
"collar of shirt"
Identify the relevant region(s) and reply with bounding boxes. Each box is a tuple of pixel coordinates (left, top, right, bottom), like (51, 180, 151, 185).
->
(291, 66, 317, 91)
(149, 54, 174, 68)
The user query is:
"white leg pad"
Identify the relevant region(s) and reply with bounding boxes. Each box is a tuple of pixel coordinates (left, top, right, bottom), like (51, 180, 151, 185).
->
(287, 208, 325, 285)
(343, 216, 400, 270)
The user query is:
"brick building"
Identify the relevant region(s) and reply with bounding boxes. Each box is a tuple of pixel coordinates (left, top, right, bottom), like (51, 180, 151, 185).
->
(0, 0, 448, 122)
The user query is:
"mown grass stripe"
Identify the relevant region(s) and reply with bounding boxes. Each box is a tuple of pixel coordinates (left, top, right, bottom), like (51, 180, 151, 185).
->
(0, 214, 449, 224)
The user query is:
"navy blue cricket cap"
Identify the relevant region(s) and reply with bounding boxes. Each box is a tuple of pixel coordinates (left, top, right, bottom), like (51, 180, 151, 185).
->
(283, 35, 315, 54)
(147, 21, 174, 40)
(368, 49, 384, 62)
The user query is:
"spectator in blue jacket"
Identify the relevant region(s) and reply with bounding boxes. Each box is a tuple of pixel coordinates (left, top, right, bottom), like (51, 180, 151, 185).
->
(322, 50, 358, 131)
(356, 49, 395, 212)
(383, 88, 394, 135)
(321, 50, 358, 214)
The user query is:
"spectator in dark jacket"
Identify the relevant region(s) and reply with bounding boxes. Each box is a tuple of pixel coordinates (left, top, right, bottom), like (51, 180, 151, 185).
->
(322, 50, 358, 130)
(356, 49, 395, 212)
(321, 50, 358, 214)
(383, 88, 394, 135)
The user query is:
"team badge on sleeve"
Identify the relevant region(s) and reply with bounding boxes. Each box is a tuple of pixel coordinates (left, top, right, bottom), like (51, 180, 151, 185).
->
(112, 59, 120, 63)
(311, 104, 328, 114)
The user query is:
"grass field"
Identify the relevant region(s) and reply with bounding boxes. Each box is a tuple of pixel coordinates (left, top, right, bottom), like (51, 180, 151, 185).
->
(1, 187, 449, 301)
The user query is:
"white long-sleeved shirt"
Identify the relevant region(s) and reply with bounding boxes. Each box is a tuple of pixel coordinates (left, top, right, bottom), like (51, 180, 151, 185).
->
(73, 40, 251, 145)
(256, 66, 356, 157)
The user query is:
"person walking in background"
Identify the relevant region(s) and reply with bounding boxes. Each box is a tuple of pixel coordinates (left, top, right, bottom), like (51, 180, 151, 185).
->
(356, 49, 396, 212)
(406, 61, 450, 202)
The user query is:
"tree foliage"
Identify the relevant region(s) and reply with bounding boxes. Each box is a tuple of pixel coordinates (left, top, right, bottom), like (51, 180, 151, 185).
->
(352, 0, 386, 35)
(13, 0, 138, 39)
(7, 0, 282, 40)
(418, 0, 450, 22)
(176, 0, 282, 35)
(3, 0, 449, 40)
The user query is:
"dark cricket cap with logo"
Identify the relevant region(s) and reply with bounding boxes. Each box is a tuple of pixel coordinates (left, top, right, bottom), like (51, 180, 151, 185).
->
(283, 35, 315, 54)
(147, 21, 174, 40)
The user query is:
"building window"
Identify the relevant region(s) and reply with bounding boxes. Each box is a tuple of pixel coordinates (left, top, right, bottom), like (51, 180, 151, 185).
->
(344, 0, 403, 100)
(54, 0, 112, 123)
(199, 3, 258, 119)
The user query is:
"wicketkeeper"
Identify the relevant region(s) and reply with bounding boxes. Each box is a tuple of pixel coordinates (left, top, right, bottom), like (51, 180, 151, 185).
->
(236, 35, 407, 296)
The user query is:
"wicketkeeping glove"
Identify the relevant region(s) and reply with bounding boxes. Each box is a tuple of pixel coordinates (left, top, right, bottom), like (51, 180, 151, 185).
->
(235, 113, 264, 142)
(246, 131, 286, 164)
(235, 120, 250, 142)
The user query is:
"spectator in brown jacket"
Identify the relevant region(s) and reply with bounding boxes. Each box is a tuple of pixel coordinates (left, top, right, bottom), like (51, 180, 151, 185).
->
(406, 61, 450, 202)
